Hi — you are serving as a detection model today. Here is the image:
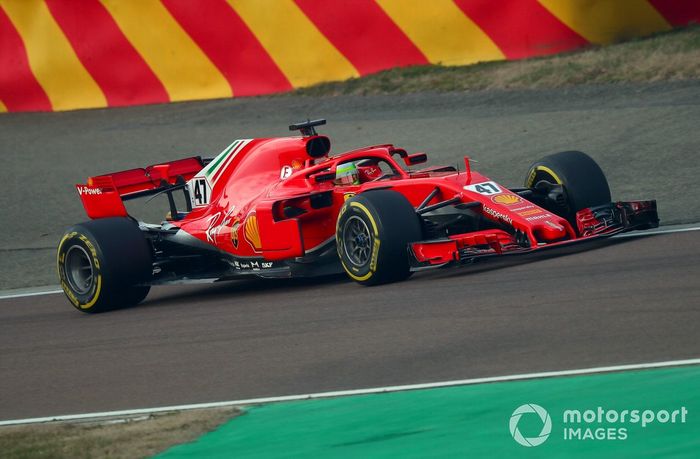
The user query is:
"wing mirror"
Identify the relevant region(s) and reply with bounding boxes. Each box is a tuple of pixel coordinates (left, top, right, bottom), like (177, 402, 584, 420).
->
(404, 153, 427, 166)
(310, 170, 336, 183)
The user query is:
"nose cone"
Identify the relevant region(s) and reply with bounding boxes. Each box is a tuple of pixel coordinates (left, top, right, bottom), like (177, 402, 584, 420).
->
(534, 220, 568, 241)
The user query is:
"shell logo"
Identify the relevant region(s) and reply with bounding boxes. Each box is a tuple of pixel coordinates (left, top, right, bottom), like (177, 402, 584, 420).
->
(244, 213, 262, 251)
(492, 194, 522, 205)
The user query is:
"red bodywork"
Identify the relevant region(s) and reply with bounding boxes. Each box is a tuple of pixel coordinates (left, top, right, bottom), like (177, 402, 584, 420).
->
(75, 133, 658, 278)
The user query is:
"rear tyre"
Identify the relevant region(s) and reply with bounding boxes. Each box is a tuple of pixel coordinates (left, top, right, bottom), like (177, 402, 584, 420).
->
(525, 151, 611, 224)
(57, 217, 152, 313)
(336, 190, 422, 286)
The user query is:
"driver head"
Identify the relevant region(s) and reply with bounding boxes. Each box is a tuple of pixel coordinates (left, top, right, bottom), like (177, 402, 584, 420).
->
(335, 162, 360, 186)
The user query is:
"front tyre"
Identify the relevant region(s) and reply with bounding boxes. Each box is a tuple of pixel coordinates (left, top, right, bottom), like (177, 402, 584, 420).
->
(57, 217, 152, 313)
(525, 151, 611, 226)
(336, 190, 422, 286)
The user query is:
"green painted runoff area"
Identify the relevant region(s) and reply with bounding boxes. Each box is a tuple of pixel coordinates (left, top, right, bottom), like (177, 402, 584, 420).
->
(158, 366, 700, 458)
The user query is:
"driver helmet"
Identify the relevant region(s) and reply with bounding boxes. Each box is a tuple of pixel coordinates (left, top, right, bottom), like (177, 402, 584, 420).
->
(335, 162, 360, 186)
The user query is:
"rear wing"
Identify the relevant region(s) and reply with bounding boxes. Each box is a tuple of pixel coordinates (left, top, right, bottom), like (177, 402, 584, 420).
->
(76, 157, 206, 219)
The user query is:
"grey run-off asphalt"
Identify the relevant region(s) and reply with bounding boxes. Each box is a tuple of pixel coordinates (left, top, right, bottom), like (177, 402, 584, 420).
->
(1, 81, 699, 288)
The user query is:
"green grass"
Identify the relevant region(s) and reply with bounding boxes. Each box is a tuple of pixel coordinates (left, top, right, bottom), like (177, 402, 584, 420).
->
(290, 25, 700, 97)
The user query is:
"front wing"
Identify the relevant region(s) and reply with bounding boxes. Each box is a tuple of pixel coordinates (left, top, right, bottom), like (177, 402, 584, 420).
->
(408, 200, 658, 270)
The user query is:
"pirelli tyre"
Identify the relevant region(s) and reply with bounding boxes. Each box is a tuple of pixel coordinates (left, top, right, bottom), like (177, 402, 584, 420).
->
(57, 217, 152, 313)
(336, 190, 422, 286)
(525, 151, 611, 226)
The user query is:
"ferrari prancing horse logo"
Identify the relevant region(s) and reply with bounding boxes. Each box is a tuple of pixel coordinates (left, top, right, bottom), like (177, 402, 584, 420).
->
(231, 220, 240, 249)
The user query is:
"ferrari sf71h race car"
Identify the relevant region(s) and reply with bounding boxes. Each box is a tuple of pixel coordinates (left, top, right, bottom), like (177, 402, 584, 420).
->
(58, 119, 658, 313)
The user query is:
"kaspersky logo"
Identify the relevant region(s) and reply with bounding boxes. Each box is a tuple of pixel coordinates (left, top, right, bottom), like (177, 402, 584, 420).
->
(510, 404, 552, 447)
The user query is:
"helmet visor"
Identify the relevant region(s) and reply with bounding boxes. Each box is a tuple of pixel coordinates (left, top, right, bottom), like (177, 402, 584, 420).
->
(335, 163, 360, 185)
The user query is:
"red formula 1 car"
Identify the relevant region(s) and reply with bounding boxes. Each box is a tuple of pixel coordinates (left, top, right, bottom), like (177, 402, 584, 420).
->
(58, 119, 658, 313)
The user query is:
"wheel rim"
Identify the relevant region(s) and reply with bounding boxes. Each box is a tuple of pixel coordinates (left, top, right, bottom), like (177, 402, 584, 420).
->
(343, 216, 372, 267)
(65, 245, 94, 295)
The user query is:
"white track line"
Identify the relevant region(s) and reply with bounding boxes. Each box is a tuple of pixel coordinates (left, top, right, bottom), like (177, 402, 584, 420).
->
(2, 357, 699, 427)
(1, 224, 698, 301)
(0, 289, 62, 300)
(613, 225, 700, 238)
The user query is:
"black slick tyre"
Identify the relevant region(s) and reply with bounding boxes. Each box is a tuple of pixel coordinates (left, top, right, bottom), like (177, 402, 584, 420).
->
(336, 190, 422, 286)
(57, 217, 152, 313)
(525, 151, 611, 224)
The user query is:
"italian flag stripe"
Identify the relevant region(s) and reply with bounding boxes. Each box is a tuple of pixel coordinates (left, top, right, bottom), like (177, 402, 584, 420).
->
(211, 139, 251, 184)
(203, 139, 241, 179)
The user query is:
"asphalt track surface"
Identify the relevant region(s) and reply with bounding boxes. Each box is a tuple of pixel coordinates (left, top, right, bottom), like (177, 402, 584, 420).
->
(1, 230, 699, 420)
(1, 82, 699, 420)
